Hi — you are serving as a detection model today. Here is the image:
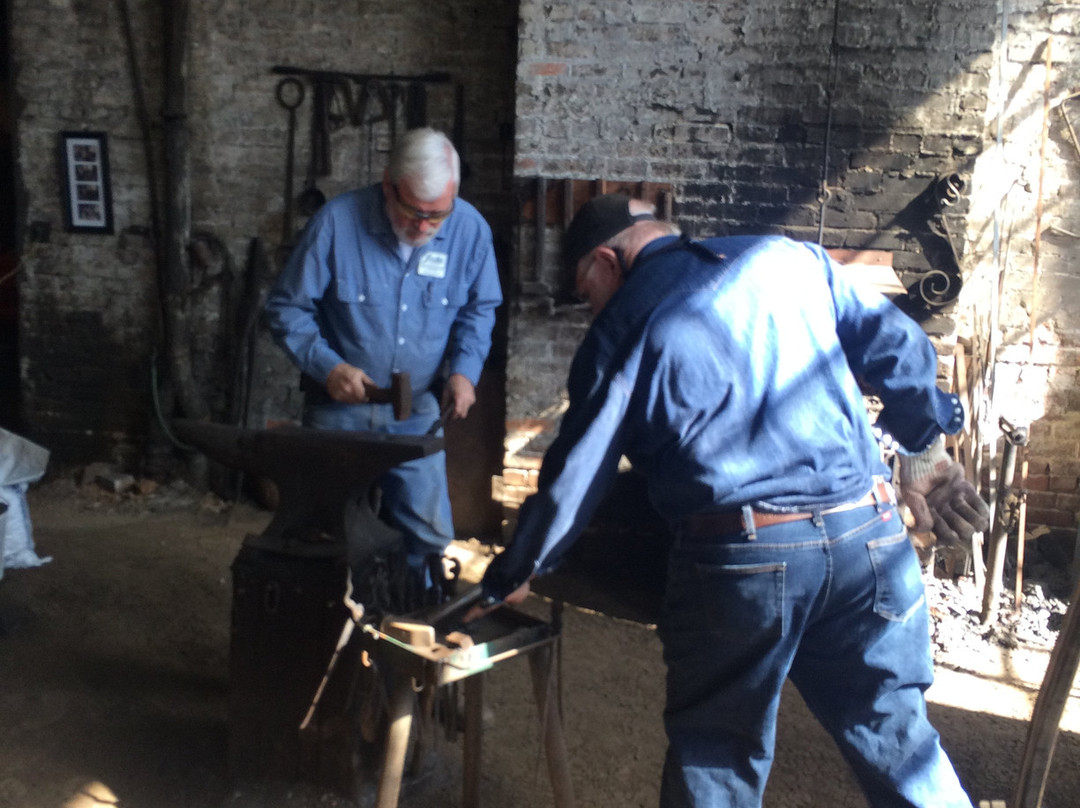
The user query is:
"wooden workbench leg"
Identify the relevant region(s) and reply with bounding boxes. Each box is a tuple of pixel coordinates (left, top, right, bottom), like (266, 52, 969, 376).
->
(376, 678, 415, 808)
(408, 682, 436, 776)
(463, 673, 484, 808)
(528, 646, 575, 808)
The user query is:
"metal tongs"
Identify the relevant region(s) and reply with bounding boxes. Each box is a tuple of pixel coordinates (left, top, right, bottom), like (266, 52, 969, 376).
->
(300, 573, 366, 730)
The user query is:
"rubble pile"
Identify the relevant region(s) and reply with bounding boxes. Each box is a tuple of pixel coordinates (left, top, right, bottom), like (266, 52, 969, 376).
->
(38, 463, 223, 515)
(924, 542, 1073, 668)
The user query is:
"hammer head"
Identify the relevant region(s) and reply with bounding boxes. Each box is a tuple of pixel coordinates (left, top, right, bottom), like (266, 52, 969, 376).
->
(389, 372, 412, 420)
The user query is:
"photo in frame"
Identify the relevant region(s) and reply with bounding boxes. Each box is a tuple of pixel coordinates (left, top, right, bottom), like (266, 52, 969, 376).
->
(59, 131, 113, 233)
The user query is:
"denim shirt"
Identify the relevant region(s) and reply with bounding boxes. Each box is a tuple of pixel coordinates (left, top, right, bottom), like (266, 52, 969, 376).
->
(264, 185, 502, 396)
(490, 235, 963, 599)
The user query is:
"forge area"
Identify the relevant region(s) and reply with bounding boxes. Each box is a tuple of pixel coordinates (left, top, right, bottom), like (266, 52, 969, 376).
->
(1, 478, 1078, 808)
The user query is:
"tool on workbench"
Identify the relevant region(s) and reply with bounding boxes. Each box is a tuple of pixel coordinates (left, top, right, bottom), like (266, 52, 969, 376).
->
(417, 583, 484, 629)
(371, 579, 480, 643)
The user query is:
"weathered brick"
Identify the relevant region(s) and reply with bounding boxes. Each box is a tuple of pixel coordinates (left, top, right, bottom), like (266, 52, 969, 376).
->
(12, 0, 1079, 515)
(1026, 508, 1077, 529)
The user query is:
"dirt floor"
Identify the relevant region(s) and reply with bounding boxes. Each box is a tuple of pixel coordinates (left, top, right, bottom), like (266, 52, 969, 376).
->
(1, 476, 1079, 808)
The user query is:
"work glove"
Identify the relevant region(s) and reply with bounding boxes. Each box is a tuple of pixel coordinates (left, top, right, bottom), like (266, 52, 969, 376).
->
(899, 436, 990, 548)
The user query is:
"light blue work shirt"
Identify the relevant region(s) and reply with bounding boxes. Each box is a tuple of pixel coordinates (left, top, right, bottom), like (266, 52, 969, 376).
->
(483, 235, 964, 601)
(264, 184, 503, 398)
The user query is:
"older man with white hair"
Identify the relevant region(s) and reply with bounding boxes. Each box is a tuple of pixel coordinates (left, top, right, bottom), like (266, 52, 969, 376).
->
(265, 127, 502, 585)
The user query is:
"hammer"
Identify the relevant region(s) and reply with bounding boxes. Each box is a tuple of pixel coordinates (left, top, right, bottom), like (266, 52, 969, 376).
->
(367, 371, 412, 420)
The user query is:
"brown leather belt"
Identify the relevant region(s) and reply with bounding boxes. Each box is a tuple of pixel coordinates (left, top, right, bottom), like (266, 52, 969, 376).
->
(681, 478, 895, 538)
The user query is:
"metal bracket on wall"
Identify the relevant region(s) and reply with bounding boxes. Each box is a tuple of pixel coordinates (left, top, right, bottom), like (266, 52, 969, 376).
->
(894, 172, 969, 311)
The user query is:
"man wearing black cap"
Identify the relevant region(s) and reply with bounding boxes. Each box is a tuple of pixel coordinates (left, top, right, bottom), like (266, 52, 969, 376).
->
(473, 194, 987, 807)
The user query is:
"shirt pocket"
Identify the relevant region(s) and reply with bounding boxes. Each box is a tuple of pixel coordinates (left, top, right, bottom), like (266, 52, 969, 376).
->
(867, 530, 926, 622)
(419, 281, 467, 342)
(330, 276, 393, 346)
(331, 267, 387, 307)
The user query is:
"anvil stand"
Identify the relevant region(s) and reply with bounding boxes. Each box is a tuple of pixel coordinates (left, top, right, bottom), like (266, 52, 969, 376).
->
(172, 420, 574, 807)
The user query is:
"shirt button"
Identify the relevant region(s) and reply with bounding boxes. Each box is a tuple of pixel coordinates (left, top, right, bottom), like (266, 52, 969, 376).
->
(401, 303, 408, 312)
(398, 337, 405, 345)
(441, 297, 449, 306)
(358, 294, 366, 302)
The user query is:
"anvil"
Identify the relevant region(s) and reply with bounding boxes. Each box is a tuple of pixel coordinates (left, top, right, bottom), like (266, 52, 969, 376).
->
(171, 419, 443, 562)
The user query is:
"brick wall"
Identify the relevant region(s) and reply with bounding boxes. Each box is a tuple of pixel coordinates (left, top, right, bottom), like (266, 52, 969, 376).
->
(960, 3, 1080, 532)
(9, 0, 1080, 538)
(503, 0, 1080, 538)
(10, 0, 518, 468)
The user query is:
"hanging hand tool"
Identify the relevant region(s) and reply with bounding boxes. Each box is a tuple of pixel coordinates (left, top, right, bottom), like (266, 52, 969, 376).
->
(311, 77, 332, 176)
(383, 83, 399, 148)
(297, 78, 330, 216)
(405, 82, 427, 128)
(275, 77, 305, 244)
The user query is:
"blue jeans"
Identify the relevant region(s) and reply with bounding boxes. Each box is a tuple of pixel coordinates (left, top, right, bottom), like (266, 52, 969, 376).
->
(303, 391, 454, 567)
(658, 501, 973, 808)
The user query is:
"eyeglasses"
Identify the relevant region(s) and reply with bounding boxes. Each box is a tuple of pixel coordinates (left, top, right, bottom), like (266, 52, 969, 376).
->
(389, 184, 455, 225)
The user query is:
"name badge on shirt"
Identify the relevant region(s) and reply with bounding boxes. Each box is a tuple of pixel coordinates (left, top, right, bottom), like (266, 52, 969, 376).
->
(417, 252, 448, 278)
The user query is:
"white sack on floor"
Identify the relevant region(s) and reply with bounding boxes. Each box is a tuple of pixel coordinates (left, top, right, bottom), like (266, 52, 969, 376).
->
(0, 429, 52, 580)
(1, 483, 53, 573)
(0, 427, 50, 486)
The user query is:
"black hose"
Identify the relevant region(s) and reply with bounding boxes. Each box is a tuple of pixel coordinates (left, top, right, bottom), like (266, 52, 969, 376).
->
(149, 350, 196, 452)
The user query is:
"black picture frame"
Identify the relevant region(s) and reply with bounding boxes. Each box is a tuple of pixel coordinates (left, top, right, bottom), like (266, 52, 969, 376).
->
(59, 131, 113, 234)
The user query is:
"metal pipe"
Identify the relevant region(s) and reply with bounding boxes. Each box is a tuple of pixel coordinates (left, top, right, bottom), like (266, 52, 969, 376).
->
(981, 417, 1028, 625)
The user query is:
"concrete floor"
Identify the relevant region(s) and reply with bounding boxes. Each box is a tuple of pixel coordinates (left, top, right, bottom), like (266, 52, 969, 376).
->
(1, 485, 1078, 808)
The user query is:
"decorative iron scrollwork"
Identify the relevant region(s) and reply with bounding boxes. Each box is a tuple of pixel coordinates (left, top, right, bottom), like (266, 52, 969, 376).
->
(898, 172, 968, 310)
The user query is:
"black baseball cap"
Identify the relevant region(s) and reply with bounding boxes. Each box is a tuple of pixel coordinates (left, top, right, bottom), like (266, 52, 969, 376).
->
(562, 193, 656, 271)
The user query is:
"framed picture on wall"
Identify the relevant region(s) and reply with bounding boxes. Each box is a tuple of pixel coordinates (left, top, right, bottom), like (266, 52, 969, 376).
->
(59, 131, 113, 234)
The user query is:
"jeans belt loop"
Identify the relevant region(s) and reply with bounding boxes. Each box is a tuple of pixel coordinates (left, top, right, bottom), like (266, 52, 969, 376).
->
(741, 504, 757, 541)
(870, 474, 895, 513)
